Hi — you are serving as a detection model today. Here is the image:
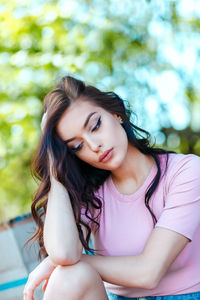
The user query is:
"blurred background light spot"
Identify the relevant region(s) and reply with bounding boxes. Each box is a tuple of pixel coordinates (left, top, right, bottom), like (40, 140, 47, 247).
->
(0, 103, 13, 114)
(52, 54, 63, 67)
(155, 131, 166, 145)
(85, 32, 103, 51)
(167, 133, 181, 148)
(58, 0, 78, 18)
(148, 21, 166, 38)
(191, 101, 200, 132)
(72, 3, 88, 23)
(26, 96, 42, 116)
(28, 2, 44, 16)
(169, 102, 190, 130)
(0, 52, 11, 65)
(13, 0, 27, 5)
(37, 10, 58, 25)
(160, 43, 197, 76)
(20, 34, 32, 49)
(100, 76, 113, 88)
(145, 96, 158, 115)
(10, 135, 25, 152)
(41, 39, 55, 51)
(44, 9, 58, 23)
(3, 84, 21, 98)
(194, 0, 200, 17)
(154, 71, 181, 103)
(7, 107, 27, 123)
(114, 86, 128, 100)
(160, 114, 171, 128)
(0, 4, 5, 14)
(0, 140, 6, 156)
(11, 124, 23, 136)
(176, 0, 196, 18)
(18, 68, 33, 83)
(42, 27, 54, 38)
(13, 7, 27, 19)
(135, 67, 151, 84)
(10, 50, 28, 67)
(74, 55, 87, 69)
(89, 14, 106, 28)
(83, 62, 100, 78)
(109, 0, 137, 17)
(31, 69, 48, 85)
(39, 53, 52, 65)
(0, 159, 6, 169)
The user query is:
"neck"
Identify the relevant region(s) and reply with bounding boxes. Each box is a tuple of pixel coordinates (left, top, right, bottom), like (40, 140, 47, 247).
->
(111, 143, 154, 187)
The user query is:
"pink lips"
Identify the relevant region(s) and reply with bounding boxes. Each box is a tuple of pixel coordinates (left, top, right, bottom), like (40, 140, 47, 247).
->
(99, 148, 113, 163)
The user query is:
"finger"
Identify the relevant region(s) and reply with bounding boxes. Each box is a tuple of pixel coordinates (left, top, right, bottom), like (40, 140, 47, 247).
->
(23, 282, 34, 300)
(23, 278, 32, 300)
(42, 279, 48, 292)
(23, 286, 34, 300)
(42, 280, 46, 292)
(24, 275, 43, 300)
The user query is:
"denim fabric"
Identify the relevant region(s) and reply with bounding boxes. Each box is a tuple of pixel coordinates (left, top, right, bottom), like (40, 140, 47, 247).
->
(106, 290, 200, 300)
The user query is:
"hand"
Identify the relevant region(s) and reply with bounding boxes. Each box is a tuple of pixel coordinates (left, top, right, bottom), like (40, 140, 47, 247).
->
(23, 256, 57, 300)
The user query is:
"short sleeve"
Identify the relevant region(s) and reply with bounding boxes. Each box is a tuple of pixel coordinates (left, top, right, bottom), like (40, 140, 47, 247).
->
(155, 154, 200, 240)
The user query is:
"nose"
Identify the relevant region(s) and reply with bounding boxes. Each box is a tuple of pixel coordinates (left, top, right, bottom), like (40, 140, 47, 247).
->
(86, 136, 102, 152)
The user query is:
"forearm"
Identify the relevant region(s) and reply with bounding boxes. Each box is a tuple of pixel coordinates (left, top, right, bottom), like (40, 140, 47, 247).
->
(81, 254, 155, 289)
(44, 176, 82, 265)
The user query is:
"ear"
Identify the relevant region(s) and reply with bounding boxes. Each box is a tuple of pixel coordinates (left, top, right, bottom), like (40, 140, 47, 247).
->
(113, 114, 121, 122)
(113, 114, 123, 124)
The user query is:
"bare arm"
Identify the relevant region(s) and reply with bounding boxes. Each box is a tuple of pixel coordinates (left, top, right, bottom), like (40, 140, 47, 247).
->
(43, 175, 83, 265)
(41, 113, 83, 265)
(81, 227, 189, 289)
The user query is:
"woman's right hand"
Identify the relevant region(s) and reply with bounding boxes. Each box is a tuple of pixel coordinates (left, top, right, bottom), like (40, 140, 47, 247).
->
(23, 256, 57, 300)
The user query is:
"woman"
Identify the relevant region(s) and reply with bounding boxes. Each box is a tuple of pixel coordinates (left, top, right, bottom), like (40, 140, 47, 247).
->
(23, 76, 200, 300)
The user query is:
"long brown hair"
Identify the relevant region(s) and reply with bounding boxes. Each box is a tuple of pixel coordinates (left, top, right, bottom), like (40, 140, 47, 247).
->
(27, 76, 172, 259)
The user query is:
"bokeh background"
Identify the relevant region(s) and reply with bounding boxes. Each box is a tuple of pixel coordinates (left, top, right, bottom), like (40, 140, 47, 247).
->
(0, 0, 200, 222)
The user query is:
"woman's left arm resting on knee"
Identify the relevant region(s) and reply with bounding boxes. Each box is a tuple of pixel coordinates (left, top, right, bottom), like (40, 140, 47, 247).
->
(81, 227, 189, 289)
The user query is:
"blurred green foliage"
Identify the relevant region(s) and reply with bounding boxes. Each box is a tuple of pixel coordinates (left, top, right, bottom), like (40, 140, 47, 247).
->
(0, 0, 200, 221)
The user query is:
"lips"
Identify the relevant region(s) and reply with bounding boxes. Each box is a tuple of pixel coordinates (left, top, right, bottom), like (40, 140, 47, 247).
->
(99, 148, 113, 162)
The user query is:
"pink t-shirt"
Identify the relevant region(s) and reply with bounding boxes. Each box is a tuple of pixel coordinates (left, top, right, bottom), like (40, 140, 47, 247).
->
(82, 153, 200, 297)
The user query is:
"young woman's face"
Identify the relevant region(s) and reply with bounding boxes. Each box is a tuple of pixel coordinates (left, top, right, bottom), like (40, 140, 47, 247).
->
(56, 99, 128, 171)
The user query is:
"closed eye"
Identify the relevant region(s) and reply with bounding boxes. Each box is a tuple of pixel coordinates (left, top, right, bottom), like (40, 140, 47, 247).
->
(71, 117, 101, 153)
(71, 142, 83, 153)
(91, 117, 101, 132)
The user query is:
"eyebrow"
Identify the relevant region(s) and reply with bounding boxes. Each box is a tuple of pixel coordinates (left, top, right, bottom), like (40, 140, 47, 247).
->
(64, 111, 97, 144)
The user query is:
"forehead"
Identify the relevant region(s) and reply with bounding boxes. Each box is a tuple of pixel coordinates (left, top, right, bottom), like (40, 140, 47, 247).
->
(56, 100, 103, 140)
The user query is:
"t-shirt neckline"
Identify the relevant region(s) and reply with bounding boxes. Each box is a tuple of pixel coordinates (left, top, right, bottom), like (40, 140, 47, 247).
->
(106, 161, 157, 202)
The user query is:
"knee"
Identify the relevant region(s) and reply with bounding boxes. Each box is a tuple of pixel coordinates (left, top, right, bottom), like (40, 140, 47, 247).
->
(43, 261, 101, 300)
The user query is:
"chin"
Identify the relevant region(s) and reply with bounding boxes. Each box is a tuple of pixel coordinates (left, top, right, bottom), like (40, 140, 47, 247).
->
(108, 156, 125, 170)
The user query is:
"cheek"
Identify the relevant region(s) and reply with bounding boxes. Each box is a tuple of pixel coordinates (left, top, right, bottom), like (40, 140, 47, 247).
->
(103, 120, 128, 153)
(106, 118, 123, 137)
(115, 129, 129, 161)
(76, 148, 95, 163)
(114, 124, 128, 146)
